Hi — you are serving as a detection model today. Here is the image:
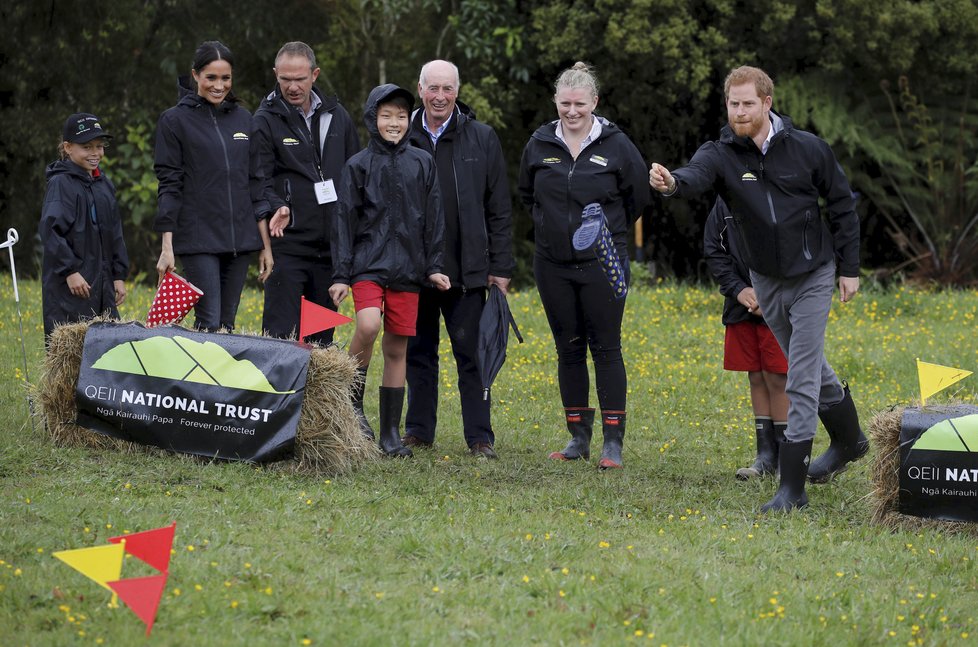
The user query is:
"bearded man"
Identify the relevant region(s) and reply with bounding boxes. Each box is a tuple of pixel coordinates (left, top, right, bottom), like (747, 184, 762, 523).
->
(649, 65, 867, 513)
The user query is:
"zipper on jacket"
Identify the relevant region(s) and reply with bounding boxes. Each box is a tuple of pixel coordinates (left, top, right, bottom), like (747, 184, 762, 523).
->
(758, 158, 782, 271)
(210, 108, 237, 254)
(802, 210, 813, 260)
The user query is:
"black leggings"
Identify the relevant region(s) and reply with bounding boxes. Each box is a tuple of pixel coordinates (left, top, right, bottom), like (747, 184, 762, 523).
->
(534, 254, 629, 411)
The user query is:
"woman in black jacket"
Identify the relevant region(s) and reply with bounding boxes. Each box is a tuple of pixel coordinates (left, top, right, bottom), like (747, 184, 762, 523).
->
(154, 41, 272, 332)
(518, 62, 650, 469)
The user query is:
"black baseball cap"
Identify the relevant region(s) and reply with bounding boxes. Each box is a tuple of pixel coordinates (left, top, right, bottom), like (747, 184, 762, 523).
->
(62, 113, 113, 144)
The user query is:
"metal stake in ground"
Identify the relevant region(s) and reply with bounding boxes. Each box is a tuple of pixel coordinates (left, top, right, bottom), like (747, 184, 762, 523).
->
(1, 228, 34, 430)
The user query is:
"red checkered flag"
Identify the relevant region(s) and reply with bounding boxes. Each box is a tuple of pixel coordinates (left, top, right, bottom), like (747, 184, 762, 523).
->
(146, 271, 203, 327)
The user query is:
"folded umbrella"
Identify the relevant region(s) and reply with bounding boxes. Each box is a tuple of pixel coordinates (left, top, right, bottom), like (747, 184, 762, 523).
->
(573, 202, 627, 299)
(476, 285, 524, 401)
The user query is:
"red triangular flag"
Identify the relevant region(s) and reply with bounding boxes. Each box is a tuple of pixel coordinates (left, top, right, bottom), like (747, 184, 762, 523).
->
(299, 296, 353, 341)
(108, 573, 168, 636)
(108, 522, 176, 573)
(147, 272, 203, 327)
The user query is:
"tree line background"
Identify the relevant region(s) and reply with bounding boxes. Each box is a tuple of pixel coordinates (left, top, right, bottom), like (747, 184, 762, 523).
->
(2, 0, 977, 286)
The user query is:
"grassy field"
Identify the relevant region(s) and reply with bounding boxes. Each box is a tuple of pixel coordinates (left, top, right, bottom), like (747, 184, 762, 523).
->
(1, 276, 977, 646)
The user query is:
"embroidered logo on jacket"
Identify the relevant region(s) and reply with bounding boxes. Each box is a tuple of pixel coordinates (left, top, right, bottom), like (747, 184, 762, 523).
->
(232, 132, 249, 141)
(542, 157, 561, 164)
(282, 138, 300, 146)
(741, 172, 758, 182)
(589, 154, 608, 167)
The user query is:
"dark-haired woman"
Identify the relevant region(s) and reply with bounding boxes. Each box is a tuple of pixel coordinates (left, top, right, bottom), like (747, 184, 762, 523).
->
(518, 62, 650, 468)
(154, 40, 272, 331)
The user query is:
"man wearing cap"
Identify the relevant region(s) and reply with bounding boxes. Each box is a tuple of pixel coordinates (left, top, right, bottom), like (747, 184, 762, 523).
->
(40, 113, 129, 341)
(251, 42, 360, 345)
(402, 59, 515, 458)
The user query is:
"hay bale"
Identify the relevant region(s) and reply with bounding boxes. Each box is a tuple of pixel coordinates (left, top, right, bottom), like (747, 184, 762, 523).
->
(868, 404, 977, 535)
(34, 320, 378, 475)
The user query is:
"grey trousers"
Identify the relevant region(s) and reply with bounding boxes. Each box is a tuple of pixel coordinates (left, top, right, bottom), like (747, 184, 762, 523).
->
(751, 262, 845, 442)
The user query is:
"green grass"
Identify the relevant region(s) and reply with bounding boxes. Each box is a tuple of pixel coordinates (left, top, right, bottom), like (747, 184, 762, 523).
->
(1, 277, 977, 646)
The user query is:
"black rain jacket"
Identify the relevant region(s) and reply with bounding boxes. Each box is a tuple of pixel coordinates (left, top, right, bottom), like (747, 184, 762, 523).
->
(408, 101, 514, 289)
(331, 84, 445, 292)
(40, 161, 129, 335)
(153, 78, 262, 255)
(703, 198, 764, 326)
(673, 110, 859, 279)
(518, 116, 651, 264)
(251, 85, 360, 259)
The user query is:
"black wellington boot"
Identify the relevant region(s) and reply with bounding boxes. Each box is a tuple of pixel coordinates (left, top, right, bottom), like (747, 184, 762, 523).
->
(808, 384, 869, 483)
(597, 411, 625, 470)
(760, 438, 812, 513)
(549, 408, 594, 460)
(351, 366, 375, 441)
(378, 386, 412, 458)
(736, 417, 779, 480)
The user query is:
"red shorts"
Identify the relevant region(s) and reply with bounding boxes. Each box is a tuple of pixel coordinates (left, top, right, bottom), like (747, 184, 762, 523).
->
(351, 281, 419, 336)
(723, 320, 788, 373)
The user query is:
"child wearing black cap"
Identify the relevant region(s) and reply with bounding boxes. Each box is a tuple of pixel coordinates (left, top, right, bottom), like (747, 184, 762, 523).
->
(329, 84, 449, 457)
(39, 113, 129, 342)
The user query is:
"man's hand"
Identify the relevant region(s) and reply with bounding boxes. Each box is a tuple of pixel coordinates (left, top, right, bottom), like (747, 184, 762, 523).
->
(488, 275, 510, 295)
(269, 206, 291, 237)
(66, 272, 91, 299)
(428, 273, 451, 291)
(329, 282, 349, 306)
(839, 276, 859, 303)
(114, 279, 127, 306)
(649, 163, 676, 194)
(737, 286, 762, 316)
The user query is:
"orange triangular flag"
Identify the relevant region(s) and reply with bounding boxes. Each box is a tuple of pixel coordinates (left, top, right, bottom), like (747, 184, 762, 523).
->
(53, 542, 125, 593)
(108, 573, 168, 636)
(917, 359, 973, 405)
(299, 296, 352, 341)
(108, 522, 176, 573)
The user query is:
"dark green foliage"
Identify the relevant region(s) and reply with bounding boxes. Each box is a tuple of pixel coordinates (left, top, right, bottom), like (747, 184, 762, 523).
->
(2, 0, 977, 285)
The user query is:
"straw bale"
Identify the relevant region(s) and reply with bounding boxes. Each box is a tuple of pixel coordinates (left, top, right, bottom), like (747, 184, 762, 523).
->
(868, 404, 977, 535)
(33, 320, 377, 475)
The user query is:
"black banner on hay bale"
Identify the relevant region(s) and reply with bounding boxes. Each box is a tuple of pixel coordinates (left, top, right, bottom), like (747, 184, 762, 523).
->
(899, 405, 978, 523)
(75, 322, 310, 462)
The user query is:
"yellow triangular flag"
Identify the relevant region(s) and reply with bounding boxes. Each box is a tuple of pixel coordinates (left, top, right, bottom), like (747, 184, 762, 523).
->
(53, 542, 125, 593)
(917, 359, 973, 405)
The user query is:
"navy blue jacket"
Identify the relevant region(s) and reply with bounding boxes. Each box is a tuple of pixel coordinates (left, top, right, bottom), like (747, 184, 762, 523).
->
(408, 102, 514, 289)
(518, 117, 650, 264)
(251, 85, 360, 259)
(40, 160, 129, 335)
(331, 84, 445, 292)
(703, 198, 763, 326)
(673, 110, 859, 279)
(154, 80, 262, 255)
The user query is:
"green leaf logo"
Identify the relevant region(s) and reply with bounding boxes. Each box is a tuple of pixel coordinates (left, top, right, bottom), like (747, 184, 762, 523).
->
(911, 414, 978, 452)
(91, 336, 295, 394)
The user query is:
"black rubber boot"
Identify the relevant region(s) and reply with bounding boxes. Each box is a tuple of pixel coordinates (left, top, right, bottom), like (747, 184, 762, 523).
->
(809, 384, 869, 483)
(760, 438, 812, 513)
(736, 417, 779, 480)
(598, 411, 625, 469)
(378, 386, 412, 458)
(549, 408, 594, 461)
(351, 366, 375, 441)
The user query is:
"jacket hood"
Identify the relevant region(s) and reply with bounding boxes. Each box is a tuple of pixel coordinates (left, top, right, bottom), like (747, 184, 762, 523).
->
(176, 75, 238, 112)
(720, 108, 792, 147)
(45, 159, 97, 181)
(531, 114, 621, 143)
(262, 84, 339, 115)
(364, 84, 414, 149)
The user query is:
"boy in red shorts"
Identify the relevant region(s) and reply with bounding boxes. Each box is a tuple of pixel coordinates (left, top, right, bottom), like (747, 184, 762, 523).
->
(330, 84, 450, 457)
(704, 198, 788, 479)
